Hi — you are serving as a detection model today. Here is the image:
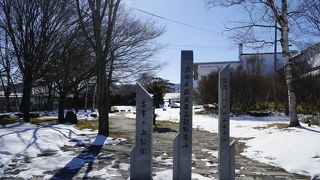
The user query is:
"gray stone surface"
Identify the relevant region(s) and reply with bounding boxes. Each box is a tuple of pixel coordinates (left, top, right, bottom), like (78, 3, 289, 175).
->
(130, 83, 153, 180)
(218, 64, 233, 180)
(173, 50, 193, 180)
(229, 140, 236, 179)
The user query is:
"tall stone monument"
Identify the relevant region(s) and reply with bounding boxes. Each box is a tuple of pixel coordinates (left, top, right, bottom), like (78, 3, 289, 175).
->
(218, 64, 235, 180)
(130, 83, 153, 180)
(173, 50, 193, 180)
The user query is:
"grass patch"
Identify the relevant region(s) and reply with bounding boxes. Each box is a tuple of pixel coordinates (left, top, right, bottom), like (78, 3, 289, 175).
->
(153, 120, 179, 133)
(109, 132, 124, 139)
(254, 123, 290, 130)
(266, 123, 289, 129)
(30, 118, 58, 125)
(75, 119, 99, 131)
(75, 120, 122, 138)
(194, 110, 208, 115)
(155, 120, 178, 128)
(0, 115, 20, 126)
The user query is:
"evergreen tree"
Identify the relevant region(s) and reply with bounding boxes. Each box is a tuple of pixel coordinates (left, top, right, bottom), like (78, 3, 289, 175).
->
(145, 77, 173, 108)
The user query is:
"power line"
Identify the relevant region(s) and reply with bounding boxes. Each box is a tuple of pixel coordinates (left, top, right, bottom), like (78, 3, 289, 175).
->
(165, 48, 234, 50)
(162, 43, 237, 50)
(129, 6, 222, 35)
(166, 43, 237, 48)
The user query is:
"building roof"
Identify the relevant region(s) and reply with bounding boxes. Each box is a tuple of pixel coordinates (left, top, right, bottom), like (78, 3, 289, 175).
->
(291, 43, 320, 61)
(164, 93, 180, 100)
(194, 61, 240, 65)
(241, 52, 282, 55)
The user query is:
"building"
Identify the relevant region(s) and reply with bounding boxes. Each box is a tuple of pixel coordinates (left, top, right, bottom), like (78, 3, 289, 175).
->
(192, 42, 320, 89)
(291, 43, 320, 77)
(0, 90, 54, 113)
(193, 61, 240, 88)
(0, 92, 22, 112)
(193, 44, 292, 88)
(163, 92, 180, 107)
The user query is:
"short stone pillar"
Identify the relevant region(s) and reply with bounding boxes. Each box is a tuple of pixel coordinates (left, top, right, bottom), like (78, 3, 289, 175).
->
(218, 64, 235, 180)
(130, 83, 153, 180)
(173, 50, 193, 180)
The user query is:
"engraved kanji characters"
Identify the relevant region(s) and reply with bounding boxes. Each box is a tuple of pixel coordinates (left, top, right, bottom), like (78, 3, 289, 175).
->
(139, 99, 148, 154)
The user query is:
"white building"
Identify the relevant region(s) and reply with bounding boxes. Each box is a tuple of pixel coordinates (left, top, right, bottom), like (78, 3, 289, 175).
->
(193, 61, 240, 88)
(291, 43, 320, 76)
(193, 44, 288, 88)
(163, 92, 180, 107)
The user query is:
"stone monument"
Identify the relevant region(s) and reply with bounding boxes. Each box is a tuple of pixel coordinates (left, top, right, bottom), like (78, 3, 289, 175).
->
(218, 64, 235, 180)
(173, 50, 193, 180)
(130, 83, 153, 180)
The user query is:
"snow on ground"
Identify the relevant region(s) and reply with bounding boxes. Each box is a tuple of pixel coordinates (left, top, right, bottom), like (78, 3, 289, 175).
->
(12, 107, 135, 120)
(0, 122, 125, 178)
(111, 106, 135, 112)
(2, 107, 320, 178)
(76, 165, 121, 179)
(152, 153, 215, 180)
(150, 108, 320, 178)
(50, 109, 98, 120)
(153, 169, 215, 180)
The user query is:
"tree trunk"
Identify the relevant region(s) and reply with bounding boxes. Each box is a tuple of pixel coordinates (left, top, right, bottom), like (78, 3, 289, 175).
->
(12, 83, 21, 111)
(77, 0, 120, 137)
(58, 92, 67, 123)
(73, 88, 80, 113)
(97, 55, 109, 136)
(21, 73, 32, 122)
(47, 83, 53, 111)
(0, 75, 11, 112)
(281, 20, 300, 127)
(5, 94, 10, 112)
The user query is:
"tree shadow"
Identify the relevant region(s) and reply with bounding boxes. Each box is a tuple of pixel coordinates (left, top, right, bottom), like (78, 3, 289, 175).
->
(2, 121, 25, 128)
(297, 126, 320, 134)
(0, 122, 103, 179)
(0, 123, 81, 159)
(50, 135, 106, 180)
(153, 127, 177, 133)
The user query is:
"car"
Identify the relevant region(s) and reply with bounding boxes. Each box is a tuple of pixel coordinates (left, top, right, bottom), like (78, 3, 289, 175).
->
(170, 102, 180, 108)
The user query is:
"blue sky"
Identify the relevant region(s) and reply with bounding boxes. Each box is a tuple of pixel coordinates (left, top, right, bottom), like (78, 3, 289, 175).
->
(126, 0, 251, 83)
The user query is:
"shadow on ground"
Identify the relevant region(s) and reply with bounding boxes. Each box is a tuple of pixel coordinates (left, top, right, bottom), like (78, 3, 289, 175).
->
(50, 136, 106, 180)
(297, 126, 320, 133)
(153, 127, 177, 133)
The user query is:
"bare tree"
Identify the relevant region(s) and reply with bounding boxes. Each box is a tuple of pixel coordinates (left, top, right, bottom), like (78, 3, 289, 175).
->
(0, 32, 14, 112)
(110, 10, 165, 83)
(301, 0, 320, 37)
(0, 0, 72, 122)
(76, 1, 164, 136)
(52, 28, 95, 122)
(206, 0, 305, 126)
(76, 0, 121, 136)
(243, 55, 266, 76)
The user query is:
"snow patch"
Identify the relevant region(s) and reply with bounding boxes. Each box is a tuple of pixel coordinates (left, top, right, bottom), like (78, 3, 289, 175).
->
(153, 169, 216, 180)
(154, 108, 320, 177)
(0, 122, 124, 178)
